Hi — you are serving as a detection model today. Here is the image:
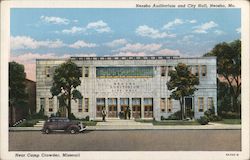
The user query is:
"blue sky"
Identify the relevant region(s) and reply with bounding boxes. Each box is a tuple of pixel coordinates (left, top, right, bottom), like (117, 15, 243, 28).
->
(10, 8, 241, 80)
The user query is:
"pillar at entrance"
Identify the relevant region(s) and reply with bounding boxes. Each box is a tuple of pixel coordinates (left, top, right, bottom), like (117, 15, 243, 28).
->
(129, 98, 132, 118)
(117, 98, 121, 117)
(105, 98, 108, 118)
(141, 97, 144, 119)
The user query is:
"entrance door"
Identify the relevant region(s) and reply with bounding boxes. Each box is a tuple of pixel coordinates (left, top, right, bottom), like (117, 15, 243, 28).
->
(132, 98, 141, 118)
(144, 98, 153, 118)
(185, 98, 193, 118)
(108, 98, 117, 117)
(96, 98, 105, 117)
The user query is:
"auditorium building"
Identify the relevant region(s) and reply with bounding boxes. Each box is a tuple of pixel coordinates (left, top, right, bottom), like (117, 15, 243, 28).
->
(36, 56, 217, 121)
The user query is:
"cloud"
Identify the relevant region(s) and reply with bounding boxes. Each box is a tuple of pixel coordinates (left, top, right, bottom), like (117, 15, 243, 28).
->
(40, 16, 70, 25)
(136, 25, 175, 39)
(118, 43, 162, 52)
(113, 48, 181, 57)
(86, 20, 111, 33)
(10, 52, 96, 81)
(214, 30, 226, 35)
(189, 19, 197, 23)
(155, 48, 181, 56)
(11, 36, 66, 50)
(162, 19, 197, 30)
(193, 21, 218, 33)
(59, 20, 111, 34)
(236, 27, 241, 34)
(61, 26, 85, 34)
(105, 39, 128, 47)
(162, 19, 184, 30)
(69, 40, 97, 49)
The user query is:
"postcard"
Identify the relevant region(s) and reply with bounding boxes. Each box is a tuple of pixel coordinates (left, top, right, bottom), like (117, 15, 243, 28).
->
(0, 0, 249, 160)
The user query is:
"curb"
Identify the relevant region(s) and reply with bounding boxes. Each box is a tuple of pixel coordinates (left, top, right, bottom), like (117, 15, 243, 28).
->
(9, 126, 241, 131)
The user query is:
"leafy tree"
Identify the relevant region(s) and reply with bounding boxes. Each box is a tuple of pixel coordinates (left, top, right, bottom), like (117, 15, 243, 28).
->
(9, 61, 27, 125)
(204, 40, 241, 113)
(167, 63, 199, 120)
(50, 60, 82, 118)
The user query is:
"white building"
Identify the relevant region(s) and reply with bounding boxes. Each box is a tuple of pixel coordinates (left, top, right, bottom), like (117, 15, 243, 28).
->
(36, 56, 217, 121)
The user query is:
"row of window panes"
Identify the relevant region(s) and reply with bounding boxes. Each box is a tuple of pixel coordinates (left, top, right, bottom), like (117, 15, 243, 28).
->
(96, 98, 153, 106)
(198, 97, 214, 112)
(96, 67, 154, 78)
(78, 98, 89, 112)
(160, 65, 207, 77)
(160, 98, 173, 112)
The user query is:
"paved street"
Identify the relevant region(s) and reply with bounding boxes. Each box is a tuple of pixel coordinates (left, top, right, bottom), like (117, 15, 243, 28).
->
(9, 130, 241, 151)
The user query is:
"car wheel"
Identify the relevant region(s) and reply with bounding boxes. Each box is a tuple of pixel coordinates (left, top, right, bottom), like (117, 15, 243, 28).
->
(69, 128, 77, 134)
(44, 128, 50, 134)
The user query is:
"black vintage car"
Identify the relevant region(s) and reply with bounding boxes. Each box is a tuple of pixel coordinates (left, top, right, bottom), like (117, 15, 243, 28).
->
(42, 117, 86, 134)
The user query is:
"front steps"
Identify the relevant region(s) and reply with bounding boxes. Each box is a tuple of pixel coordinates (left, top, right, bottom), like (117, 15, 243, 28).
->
(33, 120, 45, 128)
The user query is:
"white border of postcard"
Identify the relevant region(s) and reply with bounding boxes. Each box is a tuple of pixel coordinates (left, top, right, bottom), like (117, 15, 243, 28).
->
(1, 0, 249, 160)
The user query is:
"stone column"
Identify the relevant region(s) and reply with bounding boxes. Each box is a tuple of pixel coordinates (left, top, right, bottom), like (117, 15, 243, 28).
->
(105, 98, 108, 118)
(117, 98, 121, 117)
(141, 98, 144, 119)
(129, 98, 132, 119)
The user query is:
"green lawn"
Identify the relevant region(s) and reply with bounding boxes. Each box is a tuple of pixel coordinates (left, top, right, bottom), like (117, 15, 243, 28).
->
(15, 119, 43, 127)
(80, 120, 97, 126)
(153, 120, 200, 125)
(215, 119, 241, 124)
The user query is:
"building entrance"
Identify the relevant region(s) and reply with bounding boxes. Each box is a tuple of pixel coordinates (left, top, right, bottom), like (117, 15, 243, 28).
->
(96, 98, 105, 117)
(108, 98, 117, 117)
(185, 97, 193, 118)
(144, 98, 153, 118)
(132, 98, 141, 118)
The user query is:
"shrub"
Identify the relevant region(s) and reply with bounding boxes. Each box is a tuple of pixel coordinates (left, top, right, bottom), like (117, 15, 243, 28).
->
(161, 116, 165, 121)
(204, 107, 222, 122)
(166, 111, 182, 120)
(197, 116, 209, 125)
(221, 111, 241, 119)
(27, 108, 48, 120)
(68, 113, 76, 120)
(85, 116, 90, 121)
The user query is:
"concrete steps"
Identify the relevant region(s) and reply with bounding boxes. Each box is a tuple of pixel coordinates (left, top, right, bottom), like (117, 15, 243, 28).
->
(97, 119, 153, 126)
(33, 120, 45, 128)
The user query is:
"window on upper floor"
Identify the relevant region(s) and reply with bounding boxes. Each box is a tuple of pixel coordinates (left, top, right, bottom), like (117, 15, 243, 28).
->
(84, 67, 89, 77)
(194, 65, 199, 77)
(201, 65, 207, 77)
(160, 98, 166, 112)
(45, 66, 50, 77)
(161, 66, 166, 77)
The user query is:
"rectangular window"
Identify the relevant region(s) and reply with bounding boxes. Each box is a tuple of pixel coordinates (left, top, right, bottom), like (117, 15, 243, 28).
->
(194, 65, 199, 76)
(78, 99, 83, 112)
(161, 66, 166, 77)
(40, 98, 45, 110)
(201, 65, 207, 77)
(84, 67, 89, 77)
(96, 66, 154, 78)
(160, 98, 166, 112)
(45, 66, 50, 77)
(78, 67, 83, 77)
(84, 98, 89, 112)
(198, 97, 204, 112)
(207, 97, 213, 109)
(187, 65, 192, 72)
(167, 98, 173, 112)
(49, 98, 53, 112)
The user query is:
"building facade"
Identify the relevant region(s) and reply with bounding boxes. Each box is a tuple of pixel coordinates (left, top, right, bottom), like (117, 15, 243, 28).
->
(36, 56, 217, 121)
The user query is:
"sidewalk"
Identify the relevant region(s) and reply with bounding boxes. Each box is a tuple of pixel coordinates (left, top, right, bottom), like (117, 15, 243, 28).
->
(9, 122, 241, 131)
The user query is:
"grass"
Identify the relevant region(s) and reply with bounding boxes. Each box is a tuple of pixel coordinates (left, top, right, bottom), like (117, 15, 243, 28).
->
(80, 120, 97, 126)
(15, 119, 42, 127)
(153, 120, 200, 125)
(215, 119, 241, 124)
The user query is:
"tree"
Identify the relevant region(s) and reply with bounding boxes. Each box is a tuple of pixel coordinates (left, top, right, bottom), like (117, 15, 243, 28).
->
(50, 60, 82, 118)
(167, 63, 199, 120)
(9, 61, 27, 125)
(204, 40, 241, 113)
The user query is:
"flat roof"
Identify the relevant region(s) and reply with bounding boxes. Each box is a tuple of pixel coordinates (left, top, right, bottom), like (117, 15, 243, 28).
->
(36, 55, 217, 61)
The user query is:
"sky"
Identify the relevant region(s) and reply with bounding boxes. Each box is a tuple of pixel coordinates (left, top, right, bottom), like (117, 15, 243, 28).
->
(10, 8, 241, 81)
